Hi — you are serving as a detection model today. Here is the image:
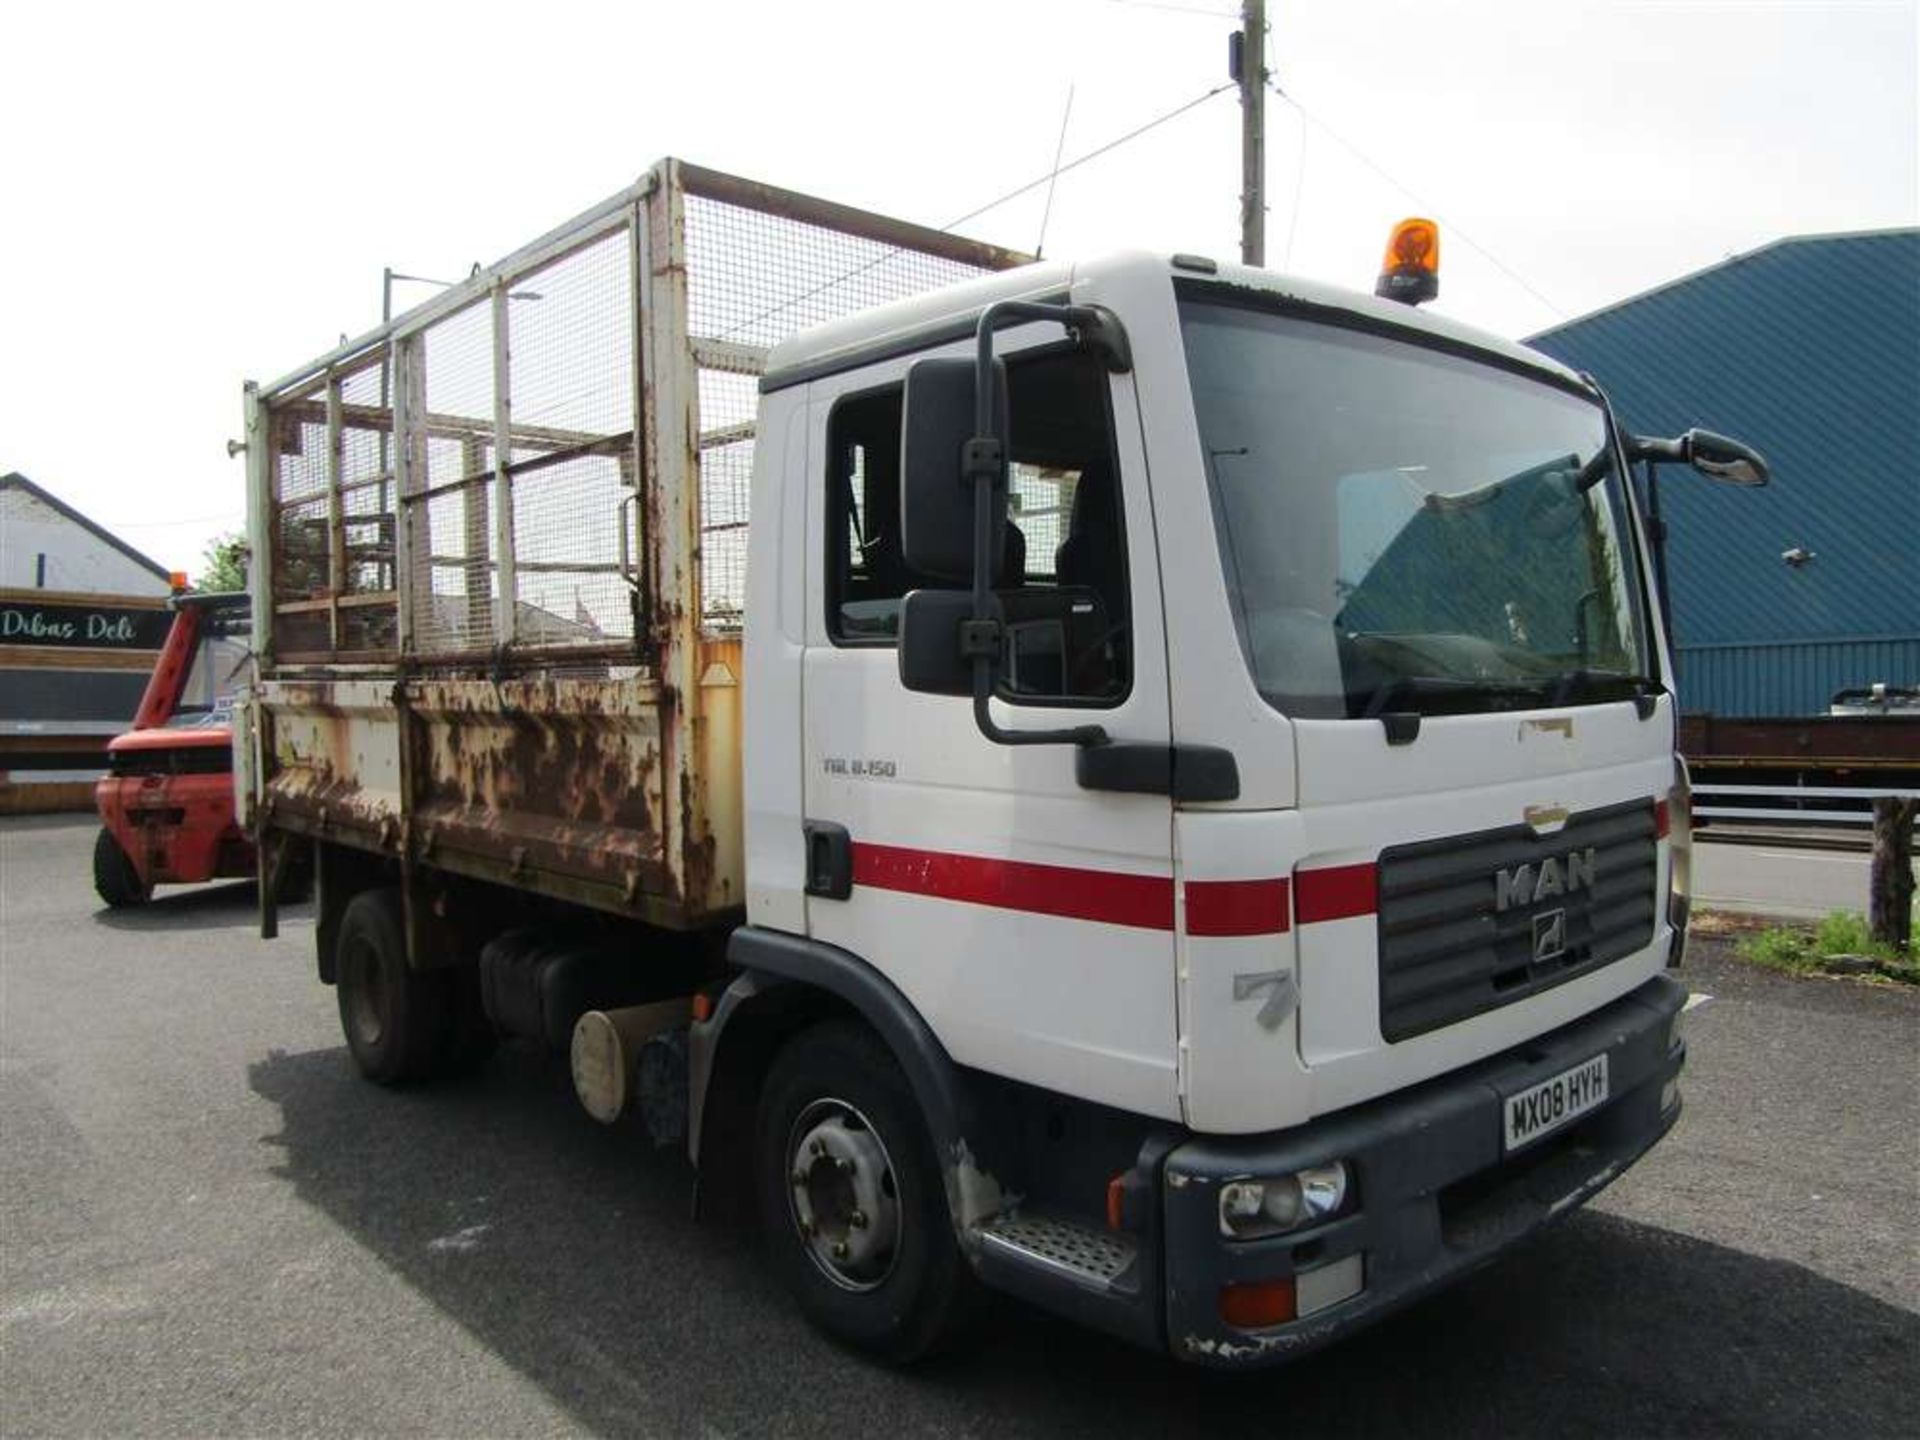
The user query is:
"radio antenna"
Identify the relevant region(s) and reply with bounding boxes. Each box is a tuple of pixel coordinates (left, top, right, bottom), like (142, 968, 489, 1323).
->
(1035, 83, 1076, 260)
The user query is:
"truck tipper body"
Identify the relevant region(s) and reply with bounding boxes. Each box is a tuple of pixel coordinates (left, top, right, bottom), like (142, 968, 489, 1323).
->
(239, 159, 1743, 1366)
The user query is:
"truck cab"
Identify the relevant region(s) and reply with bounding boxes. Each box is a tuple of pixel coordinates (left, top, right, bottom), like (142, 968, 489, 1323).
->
(731, 251, 1702, 1361)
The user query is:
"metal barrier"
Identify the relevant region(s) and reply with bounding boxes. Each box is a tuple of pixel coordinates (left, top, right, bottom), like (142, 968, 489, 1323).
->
(1693, 781, 1920, 828)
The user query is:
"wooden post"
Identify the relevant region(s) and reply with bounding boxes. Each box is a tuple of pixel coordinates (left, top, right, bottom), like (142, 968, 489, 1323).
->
(1238, 1, 1267, 267)
(1869, 796, 1916, 952)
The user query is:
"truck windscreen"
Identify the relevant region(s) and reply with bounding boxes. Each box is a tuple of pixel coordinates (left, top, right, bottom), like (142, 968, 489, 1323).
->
(1178, 297, 1651, 720)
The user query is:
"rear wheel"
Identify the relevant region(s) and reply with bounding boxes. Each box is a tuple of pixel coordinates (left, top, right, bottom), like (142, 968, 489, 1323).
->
(92, 827, 151, 908)
(754, 1021, 982, 1362)
(334, 888, 486, 1084)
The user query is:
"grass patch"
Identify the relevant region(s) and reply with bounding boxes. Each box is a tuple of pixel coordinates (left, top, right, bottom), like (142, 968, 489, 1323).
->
(1732, 910, 1919, 985)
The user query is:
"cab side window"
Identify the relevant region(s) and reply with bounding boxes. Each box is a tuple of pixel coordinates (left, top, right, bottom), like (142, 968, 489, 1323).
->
(825, 389, 908, 643)
(825, 350, 1130, 704)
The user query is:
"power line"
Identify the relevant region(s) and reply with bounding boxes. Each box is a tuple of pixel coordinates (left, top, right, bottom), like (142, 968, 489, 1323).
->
(1267, 81, 1568, 318)
(944, 81, 1236, 232)
(1281, 109, 1308, 269)
(1035, 84, 1078, 259)
(1102, 0, 1239, 18)
(115, 511, 244, 529)
(718, 81, 1236, 341)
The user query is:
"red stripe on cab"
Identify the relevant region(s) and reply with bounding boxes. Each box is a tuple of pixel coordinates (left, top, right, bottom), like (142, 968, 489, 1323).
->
(1294, 863, 1378, 923)
(851, 842, 1176, 931)
(1185, 878, 1292, 937)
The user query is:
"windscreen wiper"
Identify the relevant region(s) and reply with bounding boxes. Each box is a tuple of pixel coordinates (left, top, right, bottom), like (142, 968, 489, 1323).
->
(1358, 675, 1553, 719)
(1545, 668, 1665, 708)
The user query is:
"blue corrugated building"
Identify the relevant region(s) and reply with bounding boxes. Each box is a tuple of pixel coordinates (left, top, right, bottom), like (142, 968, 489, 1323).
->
(1528, 228, 1919, 717)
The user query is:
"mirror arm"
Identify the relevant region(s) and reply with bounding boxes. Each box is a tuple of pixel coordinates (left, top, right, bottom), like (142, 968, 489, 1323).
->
(973, 302, 1131, 419)
(959, 299, 1114, 750)
(1628, 434, 1688, 465)
(1584, 374, 1677, 669)
(971, 666, 1108, 747)
(963, 421, 1106, 748)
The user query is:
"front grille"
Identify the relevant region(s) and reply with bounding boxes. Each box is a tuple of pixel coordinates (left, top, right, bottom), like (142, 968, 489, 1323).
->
(1377, 799, 1657, 1042)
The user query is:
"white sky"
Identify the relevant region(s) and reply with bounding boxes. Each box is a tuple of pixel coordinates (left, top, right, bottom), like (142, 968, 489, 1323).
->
(2, 0, 1914, 579)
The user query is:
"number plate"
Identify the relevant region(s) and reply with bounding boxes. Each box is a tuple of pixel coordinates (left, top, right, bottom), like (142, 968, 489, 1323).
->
(1503, 1053, 1609, 1153)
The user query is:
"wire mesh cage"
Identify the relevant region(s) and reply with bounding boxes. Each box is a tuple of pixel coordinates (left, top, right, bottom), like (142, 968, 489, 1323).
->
(257, 160, 1026, 670)
(411, 299, 497, 656)
(263, 348, 398, 657)
(505, 228, 637, 649)
(681, 179, 1014, 632)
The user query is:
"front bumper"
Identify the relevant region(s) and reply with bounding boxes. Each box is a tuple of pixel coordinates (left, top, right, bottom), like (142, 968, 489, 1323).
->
(1162, 974, 1686, 1367)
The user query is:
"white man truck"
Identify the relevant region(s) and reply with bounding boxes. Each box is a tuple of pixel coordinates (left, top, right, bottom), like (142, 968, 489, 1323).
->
(237, 160, 1768, 1366)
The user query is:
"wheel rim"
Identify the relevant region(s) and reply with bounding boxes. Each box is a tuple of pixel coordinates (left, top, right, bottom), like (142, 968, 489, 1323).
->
(343, 935, 387, 1050)
(785, 1098, 903, 1293)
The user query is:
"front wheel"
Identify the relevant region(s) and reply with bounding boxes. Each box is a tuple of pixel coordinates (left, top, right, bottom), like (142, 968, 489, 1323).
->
(92, 827, 151, 908)
(754, 1021, 982, 1362)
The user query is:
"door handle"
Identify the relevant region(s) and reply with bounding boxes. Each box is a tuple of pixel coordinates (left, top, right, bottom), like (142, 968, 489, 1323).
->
(802, 821, 853, 900)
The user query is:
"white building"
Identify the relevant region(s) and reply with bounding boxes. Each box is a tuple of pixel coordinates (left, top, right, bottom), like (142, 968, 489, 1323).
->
(1, 473, 177, 810)
(1, 472, 173, 596)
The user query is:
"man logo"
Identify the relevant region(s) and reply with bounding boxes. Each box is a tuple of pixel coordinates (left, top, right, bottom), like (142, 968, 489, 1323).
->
(1495, 848, 1597, 912)
(1533, 908, 1568, 962)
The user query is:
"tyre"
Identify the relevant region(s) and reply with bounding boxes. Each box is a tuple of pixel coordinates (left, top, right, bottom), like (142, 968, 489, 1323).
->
(335, 888, 461, 1085)
(93, 827, 151, 908)
(755, 1020, 982, 1362)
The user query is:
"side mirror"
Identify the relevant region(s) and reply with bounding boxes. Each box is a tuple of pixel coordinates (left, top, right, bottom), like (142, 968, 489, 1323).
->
(1682, 428, 1769, 487)
(1630, 428, 1770, 487)
(898, 589, 997, 696)
(900, 356, 1008, 582)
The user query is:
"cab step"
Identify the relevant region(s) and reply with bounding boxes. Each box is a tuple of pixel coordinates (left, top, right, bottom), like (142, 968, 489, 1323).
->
(974, 1209, 1138, 1288)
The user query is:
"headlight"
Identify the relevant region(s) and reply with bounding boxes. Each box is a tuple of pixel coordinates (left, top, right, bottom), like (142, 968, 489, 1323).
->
(1218, 1162, 1352, 1239)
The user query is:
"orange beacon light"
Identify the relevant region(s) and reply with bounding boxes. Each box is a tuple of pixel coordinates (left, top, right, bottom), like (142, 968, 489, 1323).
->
(1375, 217, 1440, 306)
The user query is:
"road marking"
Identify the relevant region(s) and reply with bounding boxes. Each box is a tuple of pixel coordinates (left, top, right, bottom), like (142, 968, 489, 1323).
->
(426, 1223, 491, 1254)
(1684, 992, 1713, 1012)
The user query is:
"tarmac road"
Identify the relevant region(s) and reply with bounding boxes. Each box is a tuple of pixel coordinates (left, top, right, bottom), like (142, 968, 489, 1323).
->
(3, 813, 1916, 1438)
(1692, 838, 1891, 920)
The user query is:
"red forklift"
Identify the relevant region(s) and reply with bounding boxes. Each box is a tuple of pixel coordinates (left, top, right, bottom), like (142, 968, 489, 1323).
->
(92, 592, 255, 906)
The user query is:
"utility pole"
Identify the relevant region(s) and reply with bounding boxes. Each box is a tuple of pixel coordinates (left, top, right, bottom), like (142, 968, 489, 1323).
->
(1236, 0, 1267, 266)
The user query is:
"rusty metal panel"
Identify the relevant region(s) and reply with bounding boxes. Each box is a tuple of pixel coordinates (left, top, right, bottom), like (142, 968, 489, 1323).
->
(404, 676, 675, 913)
(689, 635, 745, 916)
(258, 679, 405, 847)
(258, 674, 704, 923)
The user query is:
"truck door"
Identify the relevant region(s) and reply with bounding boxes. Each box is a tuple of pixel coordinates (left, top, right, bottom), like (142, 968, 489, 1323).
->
(799, 339, 1180, 1122)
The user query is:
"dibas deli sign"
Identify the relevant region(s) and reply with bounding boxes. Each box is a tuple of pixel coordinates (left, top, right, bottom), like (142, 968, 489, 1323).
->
(0, 599, 172, 651)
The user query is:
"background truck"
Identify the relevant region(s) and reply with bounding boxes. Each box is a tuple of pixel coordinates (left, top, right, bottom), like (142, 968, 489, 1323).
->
(239, 158, 1765, 1366)
(1680, 706, 1919, 830)
(93, 591, 255, 905)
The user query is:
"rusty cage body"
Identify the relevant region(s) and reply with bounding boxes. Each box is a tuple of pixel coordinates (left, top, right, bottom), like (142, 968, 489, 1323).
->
(240, 160, 1025, 930)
